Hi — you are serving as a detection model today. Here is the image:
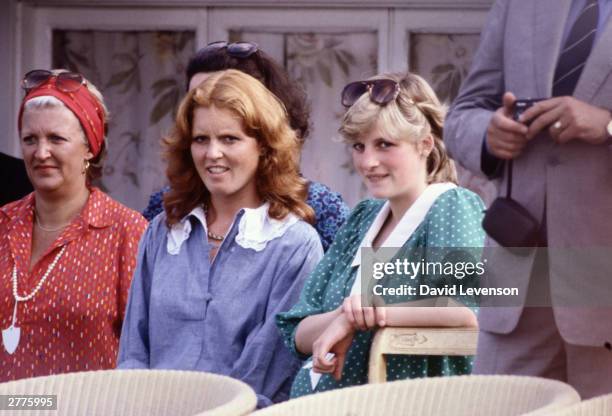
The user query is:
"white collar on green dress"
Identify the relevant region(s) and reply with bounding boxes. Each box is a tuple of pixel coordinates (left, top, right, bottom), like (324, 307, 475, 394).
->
(350, 182, 456, 295)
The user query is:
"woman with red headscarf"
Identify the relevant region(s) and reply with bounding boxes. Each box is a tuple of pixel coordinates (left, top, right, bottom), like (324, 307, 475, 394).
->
(0, 69, 148, 381)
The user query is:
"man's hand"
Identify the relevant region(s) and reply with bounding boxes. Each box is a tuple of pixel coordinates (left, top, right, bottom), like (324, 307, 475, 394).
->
(312, 313, 355, 380)
(520, 96, 612, 144)
(342, 294, 387, 331)
(486, 92, 530, 160)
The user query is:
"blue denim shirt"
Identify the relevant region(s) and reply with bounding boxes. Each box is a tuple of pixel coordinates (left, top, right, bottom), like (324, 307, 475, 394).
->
(117, 207, 323, 407)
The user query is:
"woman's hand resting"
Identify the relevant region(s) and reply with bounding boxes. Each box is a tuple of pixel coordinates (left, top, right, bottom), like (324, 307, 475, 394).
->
(311, 313, 355, 380)
(342, 294, 387, 331)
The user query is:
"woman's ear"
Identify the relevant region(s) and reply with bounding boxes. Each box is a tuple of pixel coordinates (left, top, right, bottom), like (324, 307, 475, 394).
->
(419, 134, 434, 157)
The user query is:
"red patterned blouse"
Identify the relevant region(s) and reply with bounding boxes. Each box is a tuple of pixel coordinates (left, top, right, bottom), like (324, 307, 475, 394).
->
(0, 188, 147, 381)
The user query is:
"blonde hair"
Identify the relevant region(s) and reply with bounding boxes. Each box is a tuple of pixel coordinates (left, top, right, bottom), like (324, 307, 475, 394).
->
(339, 72, 457, 184)
(163, 69, 314, 226)
(21, 69, 109, 182)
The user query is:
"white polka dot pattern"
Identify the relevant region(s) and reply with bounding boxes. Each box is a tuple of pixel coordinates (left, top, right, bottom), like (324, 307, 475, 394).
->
(276, 187, 486, 398)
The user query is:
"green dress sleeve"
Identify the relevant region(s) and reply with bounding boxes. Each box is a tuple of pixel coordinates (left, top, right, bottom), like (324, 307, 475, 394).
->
(423, 187, 486, 310)
(275, 199, 383, 359)
(378, 187, 485, 381)
(424, 187, 485, 247)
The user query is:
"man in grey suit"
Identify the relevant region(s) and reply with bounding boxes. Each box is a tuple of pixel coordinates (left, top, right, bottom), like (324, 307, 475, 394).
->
(445, 0, 612, 398)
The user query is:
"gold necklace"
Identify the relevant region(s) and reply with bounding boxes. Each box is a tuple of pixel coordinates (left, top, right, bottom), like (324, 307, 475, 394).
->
(207, 230, 225, 241)
(203, 205, 225, 241)
(35, 213, 70, 232)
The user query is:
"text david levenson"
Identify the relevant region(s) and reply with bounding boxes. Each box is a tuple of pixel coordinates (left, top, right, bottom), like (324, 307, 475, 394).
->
(372, 284, 519, 297)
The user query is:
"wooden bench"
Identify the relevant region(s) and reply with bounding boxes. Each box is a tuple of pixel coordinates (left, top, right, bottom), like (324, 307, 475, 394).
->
(368, 326, 478, 383)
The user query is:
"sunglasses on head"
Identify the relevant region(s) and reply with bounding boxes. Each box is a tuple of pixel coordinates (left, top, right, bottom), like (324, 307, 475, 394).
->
(341, 79, 400, 108)
(21, 69, 86, 93)
(201, 41, 259, 59)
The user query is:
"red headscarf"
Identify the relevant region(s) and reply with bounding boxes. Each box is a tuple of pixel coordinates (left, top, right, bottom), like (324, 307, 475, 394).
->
(17, 77, 106, 157)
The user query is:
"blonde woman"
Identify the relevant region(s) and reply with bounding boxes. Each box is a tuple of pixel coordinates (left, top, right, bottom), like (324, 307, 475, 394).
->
(118, 70, 323, 407)
(277, 72, 485, 397)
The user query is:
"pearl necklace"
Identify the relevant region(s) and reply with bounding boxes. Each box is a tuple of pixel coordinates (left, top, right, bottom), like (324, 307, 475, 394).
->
(12, 245, 66, 302)
(3, 245, 66, 355)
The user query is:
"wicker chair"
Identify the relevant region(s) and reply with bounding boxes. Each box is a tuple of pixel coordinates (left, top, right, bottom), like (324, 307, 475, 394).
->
(0, 369, 256, 416)
(251, 375, 580, 416)
(368, 326, 478, 383)
(526, 392, 612, 416)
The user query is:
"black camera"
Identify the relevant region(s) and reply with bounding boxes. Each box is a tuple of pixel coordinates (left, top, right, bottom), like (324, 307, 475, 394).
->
(513, 98, 544, 122)
(481, 97, 546, 253)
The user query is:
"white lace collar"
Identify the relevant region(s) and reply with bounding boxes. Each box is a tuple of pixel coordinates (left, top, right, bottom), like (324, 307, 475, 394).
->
(166, 203, 299, 255)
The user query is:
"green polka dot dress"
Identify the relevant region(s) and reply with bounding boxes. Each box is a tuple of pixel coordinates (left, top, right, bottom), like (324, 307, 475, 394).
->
(276, 187, 485, 398)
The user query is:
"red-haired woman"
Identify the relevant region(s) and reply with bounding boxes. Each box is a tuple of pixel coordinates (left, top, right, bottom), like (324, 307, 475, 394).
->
(118, 70, 323, 408)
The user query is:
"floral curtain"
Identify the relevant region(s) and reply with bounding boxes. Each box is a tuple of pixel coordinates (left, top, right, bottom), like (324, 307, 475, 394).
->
(231, 30, 378, 207)
(51, 29, 491, 210)
(53, 30, 195, 211)
(409, 33, 497, 204)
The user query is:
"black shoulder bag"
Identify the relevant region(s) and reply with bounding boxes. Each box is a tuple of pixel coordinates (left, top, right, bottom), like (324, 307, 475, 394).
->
(481, 160, 540, 252)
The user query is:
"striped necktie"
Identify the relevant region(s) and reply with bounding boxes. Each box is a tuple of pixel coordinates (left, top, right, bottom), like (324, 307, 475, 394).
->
(552, 0, 600, 96)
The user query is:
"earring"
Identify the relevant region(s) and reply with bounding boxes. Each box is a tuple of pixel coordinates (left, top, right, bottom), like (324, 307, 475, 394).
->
(82, 160, 90, 174)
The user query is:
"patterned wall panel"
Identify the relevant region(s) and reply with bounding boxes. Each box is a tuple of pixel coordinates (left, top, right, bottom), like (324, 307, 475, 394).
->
(408, 32, 497, 204)
(50, 26, 494, 210)
(231, 30, 378, 207)
(53, 30, 195, 211)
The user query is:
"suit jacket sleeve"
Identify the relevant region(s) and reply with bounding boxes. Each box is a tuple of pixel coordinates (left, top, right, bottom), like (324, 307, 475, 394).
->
(444, 0, 510, 177)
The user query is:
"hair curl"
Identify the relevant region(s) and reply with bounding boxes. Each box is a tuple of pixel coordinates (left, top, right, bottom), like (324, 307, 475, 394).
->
(339, 72, 457, 184)
(163, 69, 314, 226)
(186, 45, 310, 143)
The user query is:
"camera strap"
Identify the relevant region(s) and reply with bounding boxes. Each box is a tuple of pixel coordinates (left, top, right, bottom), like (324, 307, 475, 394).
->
(506, 160, 513, 199)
